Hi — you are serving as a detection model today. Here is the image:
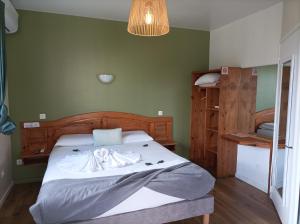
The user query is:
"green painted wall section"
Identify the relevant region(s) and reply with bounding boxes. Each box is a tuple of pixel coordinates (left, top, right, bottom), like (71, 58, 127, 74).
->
(6, 11, 210, 183)
(256, 65, 278, 111)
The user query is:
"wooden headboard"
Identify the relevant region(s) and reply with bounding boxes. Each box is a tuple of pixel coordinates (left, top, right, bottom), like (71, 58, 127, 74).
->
(254, 108, 275, 130)
(21, 112, 173, 162)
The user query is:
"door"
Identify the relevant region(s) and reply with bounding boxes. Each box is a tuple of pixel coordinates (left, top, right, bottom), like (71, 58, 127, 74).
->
(271, 30, 300, 224)
(270, 58, 294, 223)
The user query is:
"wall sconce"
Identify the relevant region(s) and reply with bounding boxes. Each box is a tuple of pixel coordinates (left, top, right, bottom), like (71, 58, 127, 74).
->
(97, 74, 114, 84)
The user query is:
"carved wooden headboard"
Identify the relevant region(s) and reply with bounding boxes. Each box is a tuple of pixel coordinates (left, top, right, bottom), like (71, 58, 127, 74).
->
(254, 108, 275, 130)
(21, 112, 173, 162)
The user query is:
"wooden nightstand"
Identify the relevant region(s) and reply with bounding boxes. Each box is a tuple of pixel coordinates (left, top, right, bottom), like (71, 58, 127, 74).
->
(21, 152, 50, 165)
(158, 140, 176, 151)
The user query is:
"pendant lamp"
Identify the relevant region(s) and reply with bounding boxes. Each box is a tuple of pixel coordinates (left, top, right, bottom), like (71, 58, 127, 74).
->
(128, 0, 170, 36)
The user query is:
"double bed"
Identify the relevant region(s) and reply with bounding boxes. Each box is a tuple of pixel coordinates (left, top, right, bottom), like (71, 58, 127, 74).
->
(21, 112, 215, 224)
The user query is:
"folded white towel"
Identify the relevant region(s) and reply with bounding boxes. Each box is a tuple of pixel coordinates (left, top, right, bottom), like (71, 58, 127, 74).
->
(80, 150, 103, 173)
(59, 150, 103, 173)
(113, 151, 141, 164)
(108, 152, 127, 168)
(93, 148, 141, 169)
(94, 148, 110, 162)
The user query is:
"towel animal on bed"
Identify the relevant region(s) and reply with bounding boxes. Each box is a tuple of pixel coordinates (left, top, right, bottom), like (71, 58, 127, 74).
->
(93, 148, 141, 169)
(59, 148, 142, 173)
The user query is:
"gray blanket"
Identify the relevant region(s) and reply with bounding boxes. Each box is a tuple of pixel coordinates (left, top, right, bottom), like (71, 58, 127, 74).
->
(30, 162, 215, 224)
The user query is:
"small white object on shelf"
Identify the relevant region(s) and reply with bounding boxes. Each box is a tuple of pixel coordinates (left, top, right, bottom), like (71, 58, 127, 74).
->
(194, 73, 220, 86)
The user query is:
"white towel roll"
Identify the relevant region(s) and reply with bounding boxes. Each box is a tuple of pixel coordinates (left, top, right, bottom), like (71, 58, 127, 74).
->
(80, 150, 103, 173)
(93, 148, 142, 169)
(94, 148, 110, 162)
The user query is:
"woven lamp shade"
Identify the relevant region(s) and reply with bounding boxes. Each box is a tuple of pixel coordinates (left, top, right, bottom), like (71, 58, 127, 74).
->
(128, 0, 170, 36)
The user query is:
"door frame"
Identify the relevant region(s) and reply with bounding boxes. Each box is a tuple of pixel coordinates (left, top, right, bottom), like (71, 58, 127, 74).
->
(270, 29, 300, 224)
(286, 35, 300, 224)
(270, 55, 295, 223)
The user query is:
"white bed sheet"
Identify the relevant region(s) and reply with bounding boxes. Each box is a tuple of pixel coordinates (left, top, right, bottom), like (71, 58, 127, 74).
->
(43, 140, 187, 218)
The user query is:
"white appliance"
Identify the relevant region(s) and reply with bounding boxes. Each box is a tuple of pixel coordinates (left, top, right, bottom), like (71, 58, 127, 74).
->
(236, 145, 286, 193)
(1, 0, 18, 34)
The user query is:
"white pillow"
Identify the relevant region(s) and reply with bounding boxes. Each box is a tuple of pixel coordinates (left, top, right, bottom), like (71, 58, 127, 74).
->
(122, 131, 153, 144)
(93, 128, 122, 146)
(194, 73, 220, 86)
(55, 134, 94, 146)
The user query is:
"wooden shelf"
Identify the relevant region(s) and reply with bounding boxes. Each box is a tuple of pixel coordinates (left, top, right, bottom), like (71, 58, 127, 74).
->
(21, 152, 50, 165)
(206, 107, 219, 112)
(198, 85, 220, 90)
(207, 128, 218, 133)
(207, 147, 218, 154)
(191, 67, 257, 178)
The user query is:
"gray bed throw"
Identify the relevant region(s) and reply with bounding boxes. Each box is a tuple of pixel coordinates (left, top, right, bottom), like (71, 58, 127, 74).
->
(30, 162, 215, 224)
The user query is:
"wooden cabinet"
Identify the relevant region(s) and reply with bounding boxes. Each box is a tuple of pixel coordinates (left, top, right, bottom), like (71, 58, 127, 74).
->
(190, 67, 257, 177)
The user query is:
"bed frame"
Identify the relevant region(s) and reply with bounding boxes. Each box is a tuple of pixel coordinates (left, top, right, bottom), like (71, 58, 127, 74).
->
(21, 111, 214, 224)
(254, 108, 275, 131)
(77, 196, 213, 224)
(21, 112, 174, 162)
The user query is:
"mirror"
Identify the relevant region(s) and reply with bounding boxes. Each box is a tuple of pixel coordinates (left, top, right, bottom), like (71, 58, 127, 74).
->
(274, 60, 291, 197)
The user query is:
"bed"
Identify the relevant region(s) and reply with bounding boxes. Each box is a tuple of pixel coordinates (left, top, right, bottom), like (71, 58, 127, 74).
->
(20, 112, 215, 224)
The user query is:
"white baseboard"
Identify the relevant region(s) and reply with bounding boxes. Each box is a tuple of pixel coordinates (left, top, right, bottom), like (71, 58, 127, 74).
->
(0, 181, 13, 208)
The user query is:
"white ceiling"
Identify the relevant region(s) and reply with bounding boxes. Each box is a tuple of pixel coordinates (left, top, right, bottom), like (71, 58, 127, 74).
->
(11, 0, 281, 31)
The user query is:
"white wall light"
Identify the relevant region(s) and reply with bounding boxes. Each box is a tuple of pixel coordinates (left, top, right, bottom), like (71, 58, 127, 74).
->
(97, 74, 114, 84)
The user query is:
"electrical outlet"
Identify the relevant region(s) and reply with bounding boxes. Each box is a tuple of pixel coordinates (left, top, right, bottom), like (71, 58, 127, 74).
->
(16, 159, 23, 166)
(158, 111, 164, 116)
(39, 113, 46, 120)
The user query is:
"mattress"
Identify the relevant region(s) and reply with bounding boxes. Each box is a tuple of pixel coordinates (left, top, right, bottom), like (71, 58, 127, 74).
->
(256, 128, 274, 138)
(43, 141, 188, 218)
(256, 122, 274, 138)
(259, 122, 274, 130)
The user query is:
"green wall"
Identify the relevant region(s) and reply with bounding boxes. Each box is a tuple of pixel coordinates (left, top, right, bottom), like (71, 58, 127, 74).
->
(6, 11, 210, 183)
(256, 65, 277, 111)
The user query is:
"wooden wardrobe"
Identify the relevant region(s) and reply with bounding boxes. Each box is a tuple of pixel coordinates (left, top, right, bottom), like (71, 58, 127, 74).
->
(190, 67, 257, 177)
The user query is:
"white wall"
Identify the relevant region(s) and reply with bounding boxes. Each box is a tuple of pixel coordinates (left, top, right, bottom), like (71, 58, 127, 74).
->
(0, 134, 12, 206)
(210, 3, 283, 69)
(0, 91, 13, 207)
(282, 0, 300, 38)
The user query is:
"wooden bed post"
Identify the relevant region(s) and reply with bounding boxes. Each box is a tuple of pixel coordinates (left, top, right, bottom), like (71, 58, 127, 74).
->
(203, 214, 210, 224)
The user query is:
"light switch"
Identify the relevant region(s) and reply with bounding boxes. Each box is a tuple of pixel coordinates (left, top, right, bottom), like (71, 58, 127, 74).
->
(16, 159, 23, 166)
(158, 111, 164, 116)
(39, 113, 46, 120)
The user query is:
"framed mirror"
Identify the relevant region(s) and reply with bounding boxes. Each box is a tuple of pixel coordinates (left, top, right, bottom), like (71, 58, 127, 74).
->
(274, 60, 291, 198)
